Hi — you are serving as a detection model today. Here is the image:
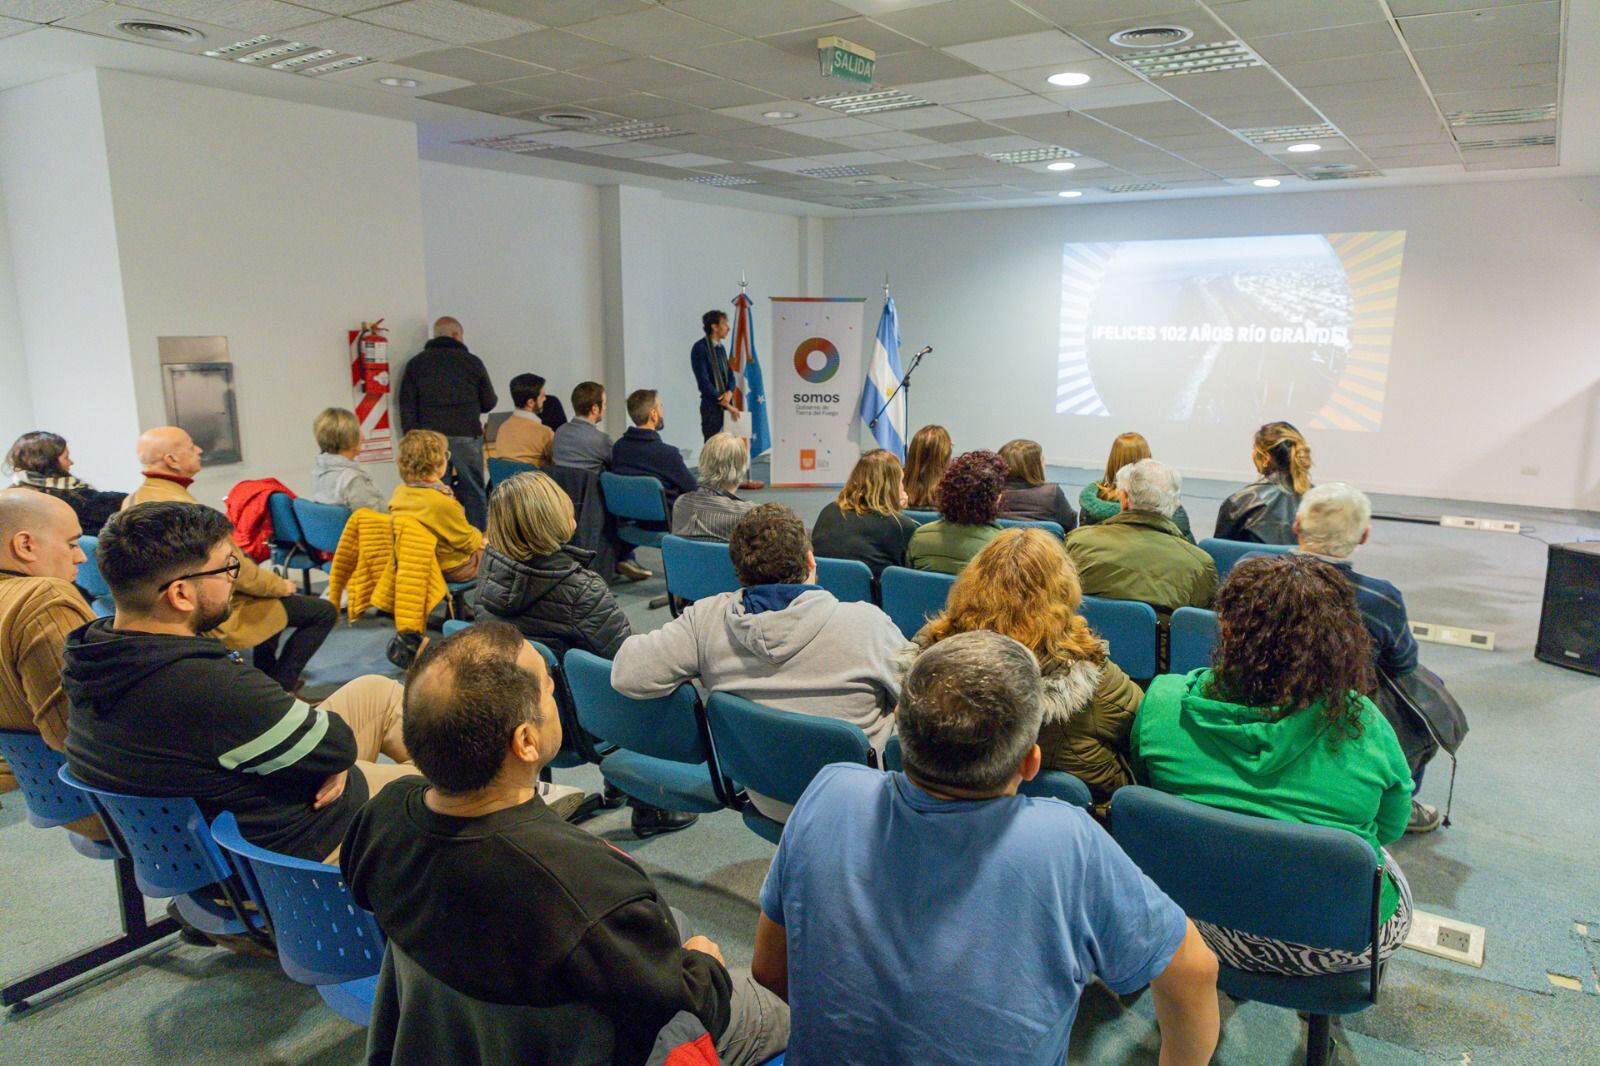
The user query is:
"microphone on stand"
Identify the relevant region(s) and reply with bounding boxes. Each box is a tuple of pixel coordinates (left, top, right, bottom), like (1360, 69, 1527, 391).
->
(913, 345, 933, 357)
(870, 346, 934, 428)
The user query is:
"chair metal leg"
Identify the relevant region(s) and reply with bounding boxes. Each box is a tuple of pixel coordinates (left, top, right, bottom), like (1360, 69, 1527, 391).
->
(301, 569, 312, 595)
(1305, 1013, 1334, 1066)
(2, 857, 179, 1012)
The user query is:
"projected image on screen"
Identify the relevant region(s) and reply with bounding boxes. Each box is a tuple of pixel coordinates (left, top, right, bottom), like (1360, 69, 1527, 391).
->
(1058, 232, 1405, 431)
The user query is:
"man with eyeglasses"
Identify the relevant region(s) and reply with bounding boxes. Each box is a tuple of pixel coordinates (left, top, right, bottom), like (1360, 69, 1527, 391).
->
(63, 502, 415, 863)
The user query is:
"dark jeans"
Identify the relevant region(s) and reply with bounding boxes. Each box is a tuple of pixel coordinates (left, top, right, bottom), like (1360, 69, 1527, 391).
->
(446, 435, 488, 530)
(253, 594, 338, 691)
(699, 400, 723, 442)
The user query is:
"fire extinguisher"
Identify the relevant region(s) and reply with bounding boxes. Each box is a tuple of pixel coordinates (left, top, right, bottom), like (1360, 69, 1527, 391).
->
(356, 320, 389, 395)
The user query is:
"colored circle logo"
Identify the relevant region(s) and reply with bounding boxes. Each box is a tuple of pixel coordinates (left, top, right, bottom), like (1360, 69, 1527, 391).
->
(793, 337, 840, 383)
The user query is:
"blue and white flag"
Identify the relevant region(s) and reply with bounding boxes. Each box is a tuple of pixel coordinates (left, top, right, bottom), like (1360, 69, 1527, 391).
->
(859, 292, 906, 459)
(731, 292, 771, 457)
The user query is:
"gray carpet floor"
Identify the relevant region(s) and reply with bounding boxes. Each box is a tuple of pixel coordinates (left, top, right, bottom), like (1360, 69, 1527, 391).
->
(2, 463, 1597, 1065)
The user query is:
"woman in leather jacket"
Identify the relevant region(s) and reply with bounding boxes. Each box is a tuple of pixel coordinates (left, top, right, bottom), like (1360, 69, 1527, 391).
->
(1213, 421, 1313, 544)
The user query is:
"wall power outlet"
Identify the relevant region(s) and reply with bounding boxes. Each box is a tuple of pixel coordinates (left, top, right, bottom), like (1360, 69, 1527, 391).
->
(1411, 621, 1495, 651)
(1404, 911, 1486, 967)
(1440, 515, 1522, 533)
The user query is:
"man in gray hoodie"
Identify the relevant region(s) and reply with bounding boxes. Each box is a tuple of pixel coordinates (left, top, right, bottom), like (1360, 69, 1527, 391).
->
(612, 504, 912, 820)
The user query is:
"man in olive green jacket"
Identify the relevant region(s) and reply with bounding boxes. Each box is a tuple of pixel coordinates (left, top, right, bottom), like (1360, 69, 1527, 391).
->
(1065, 459, 1216, 615)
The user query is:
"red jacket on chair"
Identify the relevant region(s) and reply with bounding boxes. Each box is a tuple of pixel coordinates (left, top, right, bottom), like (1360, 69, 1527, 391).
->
(225, 478, 295, 562)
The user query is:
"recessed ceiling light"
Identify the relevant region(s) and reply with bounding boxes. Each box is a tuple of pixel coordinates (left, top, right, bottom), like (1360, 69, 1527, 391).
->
(1057, 190, 1083, 198)
(762, 110, 798, 119)
(1047, 71, 1091, 87)
(1253, 178, 1281, 187)
(378, 77, 419, 88)
(1046, 161, 1077, 171)
(1286, 142, 1321, 153)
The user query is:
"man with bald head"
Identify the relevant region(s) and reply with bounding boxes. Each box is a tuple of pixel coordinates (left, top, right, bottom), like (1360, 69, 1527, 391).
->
(397, 315, 497, 529)
(125, 427, 336, 692)
(0, 488, 94, 806)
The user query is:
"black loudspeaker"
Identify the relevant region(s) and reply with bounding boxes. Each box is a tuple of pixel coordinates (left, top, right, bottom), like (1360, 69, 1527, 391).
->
(1535, 542, 1600, 676)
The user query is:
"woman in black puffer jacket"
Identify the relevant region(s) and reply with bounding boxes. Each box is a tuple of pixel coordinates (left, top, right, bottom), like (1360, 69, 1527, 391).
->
(479, 471, 631, 658)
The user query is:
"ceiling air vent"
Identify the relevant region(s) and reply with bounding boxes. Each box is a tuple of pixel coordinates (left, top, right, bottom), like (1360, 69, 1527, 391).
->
(799, 165, 869, 178)
(586, 120, 685, 142)
(115, 20, 202, 43)
(683, 175, 757, 187)
(1447, 105, 1555, 127)
(990, 146, 1079, 164)
(1104, 183, 1167, 193)
(457, 135, 558, 155)
(1108, 26, 1194, 49)
(1235, 123, 1339, 144)
(1303, 166, 1380, 180)
(808, 89, 933, 116)
(1118, 40, 1261, 77)
(539, 110, 601, 126)
(1457, 134, 1555, 150)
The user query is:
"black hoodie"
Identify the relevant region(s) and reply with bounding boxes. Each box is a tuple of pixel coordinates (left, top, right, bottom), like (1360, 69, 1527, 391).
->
(62, 617, 364, 860)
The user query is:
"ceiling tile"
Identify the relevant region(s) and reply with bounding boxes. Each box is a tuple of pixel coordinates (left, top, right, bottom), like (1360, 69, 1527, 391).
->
(418, 83, 537, 113)
(1432, 84, 1557, 114)
(281, 0, 382, 12)
(949, 95, 1069, 120)
(355, 0, 541, 44)
(581, 56, 714, 92)
(1424, 62, 1557, 95)
(715, 100, 839, 122)
(810, 150, 898, 164)
(941, 30, 1099, 72)
(570, 6, 739, 53)
(1248, 21, 1401, 65)
(666, 109, 760, 134)
(1410, 34, 1559, 70)
(478, 29, 633, 68)
(874, 0, 1052, 47)
(1042, 82, 1171, 109)
(458, 0, 649, 28)
(579, 93, 698, 119)
(1386, 0, 1550, 13)
(863, 104, 971, 128)
(882, 142, 971, 160)
(1210, 0, 1386, 37)
(737, 126, 849, 152)
(1156, 67, 1295, 106)
(779, 115, 884, 138)
(648, 152, 732, 168)
(654, 79, 777, 110)
(293, 18, 441, 59)
(1461, 144, 1557, 170)
(1365, 144, 1461, 166)
(1353, 128, 1451, 148)
(1021, 0, 1196, 29)
(667, 0, 857, 36)
(761, 18, 926, 60)
(0, 14, 34, 36)
(895, 74, 1028, 104)
(869, 48, 982, 84)
(0, 0, 100, 18)
(660, 40, 803, 81)
(1073, 6, 1231, 45)
(1396, 1, 1558, 50)
(116, 0, 323, 34)
(1088, 101, 1221, 136)
(397, 46, 546, 81)
(1000, 57, 1138, 94)
(494, 71, 609, 102)
(829, 129, 935, 148)
(915, 119, 1011, 142)
(1273, 51, 1414, 89)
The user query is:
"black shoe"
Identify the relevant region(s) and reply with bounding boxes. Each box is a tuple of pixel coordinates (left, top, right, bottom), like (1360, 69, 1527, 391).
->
(631, 806, 698, 838)
(600, 783, 630, 810)
(167, 900, 213, 947)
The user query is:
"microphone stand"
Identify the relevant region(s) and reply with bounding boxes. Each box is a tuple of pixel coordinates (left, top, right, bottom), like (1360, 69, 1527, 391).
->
(870, 346, 930, 431)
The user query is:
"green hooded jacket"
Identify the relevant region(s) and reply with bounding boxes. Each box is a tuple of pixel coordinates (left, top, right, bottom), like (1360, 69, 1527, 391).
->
(1131, 669, 1413, 918)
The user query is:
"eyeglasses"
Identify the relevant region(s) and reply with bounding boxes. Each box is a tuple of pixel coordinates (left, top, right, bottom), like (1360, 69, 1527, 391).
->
(157, 555, 241, 593)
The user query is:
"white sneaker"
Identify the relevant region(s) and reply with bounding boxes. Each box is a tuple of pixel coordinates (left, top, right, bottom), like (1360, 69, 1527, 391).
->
(1406, 799, 1442, 833)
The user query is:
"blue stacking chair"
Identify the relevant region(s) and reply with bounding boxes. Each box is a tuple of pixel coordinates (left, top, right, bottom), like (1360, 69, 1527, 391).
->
(292, 497, 351, 558)
(1169, 606, 1221, 674)
(902, 509, 939, 525)
(879, 566, 955, 639)
(997, 518, 1065, 537)
(814, 556, 874, 604)
(210, 812, 384, 1024)
(58, 768, 269, 948)
(0, 731, 178, 1010)
(563, 650, 735, 815)
(268, 493, 318, 593)
(75, 535, 115, 617)
(599, 473, 670, 551)
(1111, 786, 1387, 1066)
(1080, 596, 1160, 680)
(882, 736, 1091, 808)
(704, 693, 876, 843)
(488, 457, 539, 490)
(660, 534, 740, 616)
(1199, 537, 1294, 579)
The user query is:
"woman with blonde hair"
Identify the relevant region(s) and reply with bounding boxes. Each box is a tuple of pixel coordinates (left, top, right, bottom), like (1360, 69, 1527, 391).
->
(1213, 421, 1313, 544)
(902, 424, 951, 510)
(811, 449, 920, 578)
(996, 438, 1076, 531)
(478, 470, 630, 658)
(1079, 431, 1193, 539)
(310, 407, 386, 512)
(908, 528, 1142, 802)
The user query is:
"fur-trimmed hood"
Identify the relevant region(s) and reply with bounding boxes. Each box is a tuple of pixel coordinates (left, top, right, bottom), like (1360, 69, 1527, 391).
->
(896, 632, 1105, 726)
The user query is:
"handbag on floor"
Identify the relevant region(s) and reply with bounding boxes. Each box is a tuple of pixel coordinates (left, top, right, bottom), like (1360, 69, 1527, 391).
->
(386, 631, 429, 671)
(1377, 665, 1469, 825)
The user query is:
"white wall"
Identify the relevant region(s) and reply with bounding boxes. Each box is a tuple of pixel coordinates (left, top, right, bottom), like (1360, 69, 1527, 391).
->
(0, 171, 30, 444)
(95, 70, 430, 505)
(825, 178, 1600, 512)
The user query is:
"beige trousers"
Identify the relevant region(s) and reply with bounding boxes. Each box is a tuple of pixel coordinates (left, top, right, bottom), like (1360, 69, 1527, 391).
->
(321, 674, 416, 862)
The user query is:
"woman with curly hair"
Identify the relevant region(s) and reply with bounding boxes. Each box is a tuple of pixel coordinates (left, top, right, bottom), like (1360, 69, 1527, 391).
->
(1131, 553, 1414, 976)
(906, 528, 1141, 801)
(1213, 421, 1313, 544)
(901, 424, 951, 510)
(6, 431, 126, 534)
(905, 450, 1007, 574)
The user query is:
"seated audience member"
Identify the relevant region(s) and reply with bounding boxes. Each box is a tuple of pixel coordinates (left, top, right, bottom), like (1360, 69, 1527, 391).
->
(550, 381, 612, 475)
(910, 529, 1141, 803)
(1132, 554, 1414, 975)
(611, 389, 697, 508)
(1214, 421, 1312, 544)
(905, 450, 1007, 574)
(901, 424, 951, 510)
(671, 433, 755, 542)
(490, 373, 555, 467)
(1079, 431, 1194, 539)
(341, 624, 788, 1065)
(63, 502, 415, 861)
(753, 630, 1219, 1064)
(1288, 482, 1439, 832)
(126, 426, 335, 691)
(539, 389, 568, 431)
(809, 449, 919, 579)
(997, 438, 1077, 531)
(1065, 459, 1216, 614)
(0, 490, 94, 809)
(389, 430, 487, 583)
(309, 408, 386, 513)
(614, 504, 910, 821)
(6, 431, 126, 535)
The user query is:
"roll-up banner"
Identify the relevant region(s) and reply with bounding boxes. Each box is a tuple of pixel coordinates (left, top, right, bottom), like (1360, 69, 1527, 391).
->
(769, 297, 866, 486)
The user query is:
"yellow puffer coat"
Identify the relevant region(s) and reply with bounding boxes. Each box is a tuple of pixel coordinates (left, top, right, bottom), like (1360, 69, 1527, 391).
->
(326, 509, 446, 634)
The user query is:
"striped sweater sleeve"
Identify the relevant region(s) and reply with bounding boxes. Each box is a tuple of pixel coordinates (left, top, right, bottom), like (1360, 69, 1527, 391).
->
(17, 589, 95, 750)
(213, 671, 357, 790)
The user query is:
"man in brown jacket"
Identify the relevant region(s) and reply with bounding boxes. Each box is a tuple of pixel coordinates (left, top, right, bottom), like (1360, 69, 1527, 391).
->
(0, 488, 102, 835)
(125, 427, 335, 692)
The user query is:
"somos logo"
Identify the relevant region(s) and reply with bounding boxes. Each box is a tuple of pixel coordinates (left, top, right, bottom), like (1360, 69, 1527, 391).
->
(793, 337, 840, 383)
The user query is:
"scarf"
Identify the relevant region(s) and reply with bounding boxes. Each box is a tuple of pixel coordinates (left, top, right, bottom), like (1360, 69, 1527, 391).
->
(11, 470, 91, 492)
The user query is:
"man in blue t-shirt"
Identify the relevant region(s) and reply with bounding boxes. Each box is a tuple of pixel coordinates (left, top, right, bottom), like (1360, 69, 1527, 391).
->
(752, 630, 1220, 1065)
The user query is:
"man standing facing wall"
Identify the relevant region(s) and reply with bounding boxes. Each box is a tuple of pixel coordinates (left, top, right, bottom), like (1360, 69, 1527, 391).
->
(398, 316, 497, 530)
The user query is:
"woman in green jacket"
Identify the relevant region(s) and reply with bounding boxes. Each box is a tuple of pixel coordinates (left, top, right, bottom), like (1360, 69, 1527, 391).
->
(906, 450, 1007, 575)
(1079, 431, 1194, 540)
(1131, 553, 1414, 976)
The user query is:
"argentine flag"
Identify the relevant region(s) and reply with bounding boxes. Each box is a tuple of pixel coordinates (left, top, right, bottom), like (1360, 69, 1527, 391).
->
(859, 292, 906, 459)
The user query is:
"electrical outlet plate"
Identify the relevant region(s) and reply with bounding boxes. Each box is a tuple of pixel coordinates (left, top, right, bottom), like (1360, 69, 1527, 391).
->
(1440, 515, 1522, 533)
(1404, 910, 1486, 967)
(1411, 621, 1495, 651)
